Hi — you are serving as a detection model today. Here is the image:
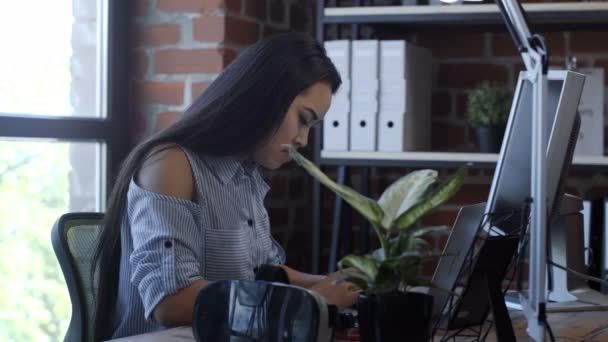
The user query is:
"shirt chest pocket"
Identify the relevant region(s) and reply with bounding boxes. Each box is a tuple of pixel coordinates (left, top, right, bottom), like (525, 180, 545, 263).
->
(202, 214, 254, 280)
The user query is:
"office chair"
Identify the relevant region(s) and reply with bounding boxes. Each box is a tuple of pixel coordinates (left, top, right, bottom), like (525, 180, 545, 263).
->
(51, 212, 104, 342)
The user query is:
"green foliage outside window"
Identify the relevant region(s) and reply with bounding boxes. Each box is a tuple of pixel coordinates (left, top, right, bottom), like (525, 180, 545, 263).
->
(0, 141, 71, 342)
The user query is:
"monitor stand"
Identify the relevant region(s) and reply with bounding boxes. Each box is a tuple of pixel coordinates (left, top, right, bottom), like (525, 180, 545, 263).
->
(447, 235, 520, 342)
(548, 194, 587, 302)
(485, 265, 517, 342)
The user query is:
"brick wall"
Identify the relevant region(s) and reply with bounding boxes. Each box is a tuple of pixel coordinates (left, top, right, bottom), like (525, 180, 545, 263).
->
(128, 0, 608, 274)
(130, 0, 315, 139)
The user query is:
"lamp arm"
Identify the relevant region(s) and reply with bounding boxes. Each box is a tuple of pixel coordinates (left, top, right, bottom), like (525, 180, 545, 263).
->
(495, 1, 550, 341)
(495, 0, 548, 74)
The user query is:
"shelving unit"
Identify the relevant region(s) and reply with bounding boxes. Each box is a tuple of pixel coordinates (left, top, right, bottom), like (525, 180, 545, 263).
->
(314, 1, 608, 170)
(323, 2, 608, 28)
(320, 150, 608, 169)
(310, 0, 608, 274)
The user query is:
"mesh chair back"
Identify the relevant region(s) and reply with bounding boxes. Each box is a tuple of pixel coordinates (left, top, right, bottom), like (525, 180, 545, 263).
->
(51, 212, 104, 342)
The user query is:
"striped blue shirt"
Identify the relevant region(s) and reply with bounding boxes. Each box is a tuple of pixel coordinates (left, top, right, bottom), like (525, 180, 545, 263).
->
(111, 147, 285, 338)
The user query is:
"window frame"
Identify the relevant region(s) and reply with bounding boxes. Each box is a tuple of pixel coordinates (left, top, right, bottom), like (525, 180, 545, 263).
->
(0, 0, 131, 198)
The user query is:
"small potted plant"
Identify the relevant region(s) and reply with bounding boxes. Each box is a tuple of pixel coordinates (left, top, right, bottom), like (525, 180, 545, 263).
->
(287, 146, 464, 342)
(466, 81, 512, 153)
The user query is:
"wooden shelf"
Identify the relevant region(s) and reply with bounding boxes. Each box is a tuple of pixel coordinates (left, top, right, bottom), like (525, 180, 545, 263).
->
(323, 2, 608, 29)
(320, 150, 608, 169)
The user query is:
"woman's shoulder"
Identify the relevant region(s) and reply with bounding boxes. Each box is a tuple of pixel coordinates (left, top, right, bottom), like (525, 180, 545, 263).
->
(135, 144, 195, 201)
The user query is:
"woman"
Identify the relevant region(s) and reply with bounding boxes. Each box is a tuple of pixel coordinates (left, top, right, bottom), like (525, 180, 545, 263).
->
(92, 32, 359, 340)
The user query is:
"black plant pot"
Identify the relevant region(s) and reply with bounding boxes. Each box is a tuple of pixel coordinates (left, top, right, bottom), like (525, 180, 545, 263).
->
(474, 126, 505, 153)
(357, 291, 434, 342)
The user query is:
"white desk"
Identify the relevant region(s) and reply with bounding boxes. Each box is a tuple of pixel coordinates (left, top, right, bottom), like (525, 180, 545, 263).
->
(110, 327, 194, 341)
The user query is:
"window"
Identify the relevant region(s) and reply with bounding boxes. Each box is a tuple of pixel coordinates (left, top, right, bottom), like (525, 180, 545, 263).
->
(0, 1, 128, 340)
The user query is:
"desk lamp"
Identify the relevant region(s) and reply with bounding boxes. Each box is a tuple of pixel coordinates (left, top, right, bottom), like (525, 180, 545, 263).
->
(438, 0, 550, 340)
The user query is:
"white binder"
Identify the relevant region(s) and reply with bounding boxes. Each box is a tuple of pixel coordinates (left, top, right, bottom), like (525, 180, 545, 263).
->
(377, 111, 405, 152)
(350, 111, 377, 151)
(323, 112, 350, 151)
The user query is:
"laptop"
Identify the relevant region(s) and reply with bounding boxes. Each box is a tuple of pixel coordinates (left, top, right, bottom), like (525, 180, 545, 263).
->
(429, 202, 486, 322)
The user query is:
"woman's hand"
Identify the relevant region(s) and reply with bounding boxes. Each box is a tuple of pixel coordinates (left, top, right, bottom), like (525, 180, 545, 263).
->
(310, 269, 360, 309)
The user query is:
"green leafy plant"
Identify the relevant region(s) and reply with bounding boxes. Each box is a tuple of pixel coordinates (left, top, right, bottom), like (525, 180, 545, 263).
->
(287, 145, 465, 294)
(466, 82, 512, 128)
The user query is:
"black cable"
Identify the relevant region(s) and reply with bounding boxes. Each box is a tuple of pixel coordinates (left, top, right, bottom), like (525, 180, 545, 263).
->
(516, 199, 532, 293)
(545, 318, 556, 342)
(531, 33, 550, 74)
(547, 259, 608, 287)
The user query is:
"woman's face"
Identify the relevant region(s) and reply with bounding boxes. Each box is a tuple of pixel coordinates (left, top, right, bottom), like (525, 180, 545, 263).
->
(253, 81, 332, 170)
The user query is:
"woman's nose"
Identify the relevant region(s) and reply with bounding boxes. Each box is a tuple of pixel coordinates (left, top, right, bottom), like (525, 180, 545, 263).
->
(293, 129, 309, 148)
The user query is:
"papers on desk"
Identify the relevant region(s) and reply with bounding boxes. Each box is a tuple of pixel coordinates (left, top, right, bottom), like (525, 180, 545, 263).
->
(109, 326, 194, 341)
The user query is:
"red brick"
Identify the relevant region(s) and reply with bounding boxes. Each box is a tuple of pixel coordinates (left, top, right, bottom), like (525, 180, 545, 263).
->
(568, 169, 596, 178)
(290, 2, 311, 32)
(432, 91, 451, 118)
(224, 16, 260, 45)
(492, 32, 520, 57)
(192, 16, 225, 42)
(563, 186, 580, 197)
(245, 0, 266, 20)
(193, 16, 260, 45)
(135, 24, 180, 46)
(191, 81, 211, 98)
(132, 50, 149, 78)
(157, 0, 221, 13)
(293, 207, 314, 228)
(269, 0, 285, 24)
(420, 209, 459, 226)
(431, 122, 467, 150)
(288, 175, 309, 199)
(267, 174, 288, 198)
(438, 63, 509, 88)
(155, 48, 236, 74)
(466, 168, 484, 177)
(543, 32, 567, 57)
(133, 0, 149, 16)
(492, 32, 565, 57)
(585, 186, 608, 199)
(129, 111, 148, 143)
(483, 169, 495, 177)
(417, 32, 485, 59)
(268, 206, 289, 226)
(155, 111, 182, 131)
(510, 62, 526, 83)
(225, 0, 242, 14)
(321, 187, 341, 210)
(133, 81, 184, 105)
(448, 183, 491, 206)
(570, 32, 608, 54)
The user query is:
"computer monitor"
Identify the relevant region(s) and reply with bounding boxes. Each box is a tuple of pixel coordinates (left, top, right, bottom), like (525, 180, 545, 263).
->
(485, 70, 585, 235)
(432, 70, 585, 331)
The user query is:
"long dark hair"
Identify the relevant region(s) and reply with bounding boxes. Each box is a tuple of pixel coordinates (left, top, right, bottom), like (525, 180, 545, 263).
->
(92, 32, 341, 340)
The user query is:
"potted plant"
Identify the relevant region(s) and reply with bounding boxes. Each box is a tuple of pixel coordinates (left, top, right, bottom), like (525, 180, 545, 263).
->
(466, 81, 512, 153)
(286, 146, 465, 342)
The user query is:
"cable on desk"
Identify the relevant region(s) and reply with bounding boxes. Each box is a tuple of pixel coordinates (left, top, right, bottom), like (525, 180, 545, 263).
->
(545, 318, 556, 342)
(547, 259, 608, 287)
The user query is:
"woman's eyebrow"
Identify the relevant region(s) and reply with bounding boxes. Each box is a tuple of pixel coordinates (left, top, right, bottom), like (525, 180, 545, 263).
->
(303, 106, 319, 121)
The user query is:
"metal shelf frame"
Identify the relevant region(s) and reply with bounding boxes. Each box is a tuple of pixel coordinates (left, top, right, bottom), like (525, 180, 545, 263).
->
(324, 3, 608, 29)
(319, 150, 608, 170)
